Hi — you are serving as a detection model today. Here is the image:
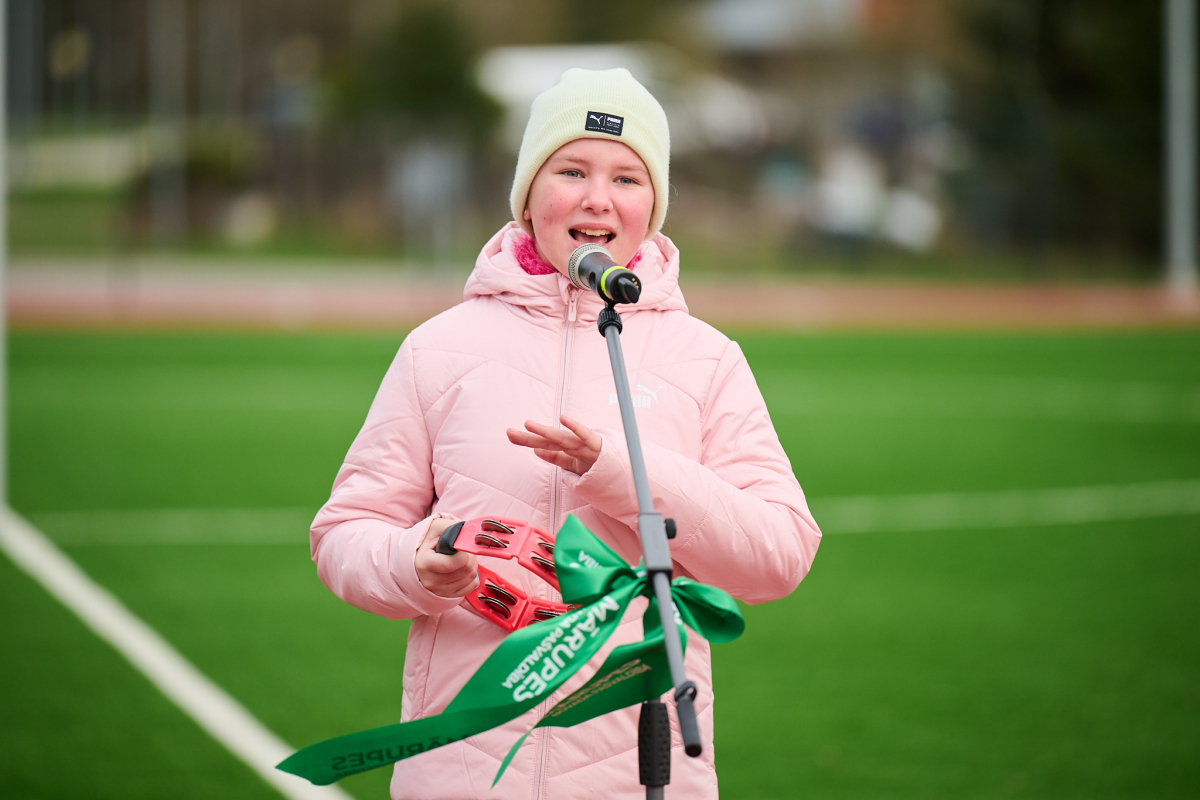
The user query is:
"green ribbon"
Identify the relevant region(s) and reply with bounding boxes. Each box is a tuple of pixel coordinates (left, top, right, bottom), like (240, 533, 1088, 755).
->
(276, 515, 744, 787)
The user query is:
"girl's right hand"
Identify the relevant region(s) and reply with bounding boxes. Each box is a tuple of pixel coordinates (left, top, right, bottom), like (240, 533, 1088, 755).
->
(415, 517, 479, 598)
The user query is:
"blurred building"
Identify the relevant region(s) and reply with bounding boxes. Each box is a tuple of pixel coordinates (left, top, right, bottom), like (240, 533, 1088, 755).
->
(680, 0, 958, 255)
(4, 0, 1167, 274)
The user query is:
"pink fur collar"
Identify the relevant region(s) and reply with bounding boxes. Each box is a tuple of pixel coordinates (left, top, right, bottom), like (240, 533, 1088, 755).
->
(513, 233, 643, 276)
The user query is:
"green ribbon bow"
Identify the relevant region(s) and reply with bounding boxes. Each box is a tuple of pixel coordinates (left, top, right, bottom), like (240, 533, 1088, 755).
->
(276, 515, 745, 787)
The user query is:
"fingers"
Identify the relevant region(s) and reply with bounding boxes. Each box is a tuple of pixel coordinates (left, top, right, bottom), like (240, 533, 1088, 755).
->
(505, 426, 548, 450)
(423, 566, 479, 598)
(532, 447, 576, 471)
(558, 415, 602, 449)
(507, 417, 601, 476)
(417, 554, 478, 597)
(417, 518, 479, 598)
(506, 420, 570, 451)
(507, 417, 598, 453)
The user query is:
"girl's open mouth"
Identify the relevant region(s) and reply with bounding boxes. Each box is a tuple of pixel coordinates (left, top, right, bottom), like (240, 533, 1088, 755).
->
(570, 228, 615, 245)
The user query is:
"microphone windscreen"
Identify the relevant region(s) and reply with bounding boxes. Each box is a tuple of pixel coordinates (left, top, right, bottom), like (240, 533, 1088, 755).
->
(567, 244, 615, 291)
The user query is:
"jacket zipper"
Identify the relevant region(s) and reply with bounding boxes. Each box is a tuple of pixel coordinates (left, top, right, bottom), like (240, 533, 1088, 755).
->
(547, 290, 578, 534)
(533, 288, 579, 800)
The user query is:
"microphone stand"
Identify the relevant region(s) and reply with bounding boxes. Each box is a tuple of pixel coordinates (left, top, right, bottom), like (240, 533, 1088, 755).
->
(595, 303, 701, 799)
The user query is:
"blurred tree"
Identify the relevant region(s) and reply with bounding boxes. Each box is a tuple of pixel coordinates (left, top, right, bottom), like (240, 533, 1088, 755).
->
(330, 3, 501, 146)
(553, 0, 681, 44)
(950, 0, 1162, 265)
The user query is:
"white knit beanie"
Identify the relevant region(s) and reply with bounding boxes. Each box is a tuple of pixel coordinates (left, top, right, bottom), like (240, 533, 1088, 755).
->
(510, 67, 671, 236)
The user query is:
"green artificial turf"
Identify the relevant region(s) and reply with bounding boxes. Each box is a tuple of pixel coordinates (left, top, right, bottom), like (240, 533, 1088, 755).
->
(715, 517, 1200, 799)
(0, 547, 283, 800)
(5, 329, 1199, 799)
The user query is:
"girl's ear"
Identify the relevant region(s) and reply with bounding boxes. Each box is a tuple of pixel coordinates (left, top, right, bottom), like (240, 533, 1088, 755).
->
(523, 207, 532, 221)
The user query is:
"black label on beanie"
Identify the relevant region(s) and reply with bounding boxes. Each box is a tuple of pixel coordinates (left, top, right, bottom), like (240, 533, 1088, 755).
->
(585, 112, 624, 136)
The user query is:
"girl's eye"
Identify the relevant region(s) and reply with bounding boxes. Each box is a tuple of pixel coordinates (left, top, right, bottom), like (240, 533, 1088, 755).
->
(616, 176, 638, 186)
(561, 169, 582, 178)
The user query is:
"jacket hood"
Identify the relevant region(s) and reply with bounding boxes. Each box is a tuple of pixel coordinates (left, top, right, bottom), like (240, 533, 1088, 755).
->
(464, 222, 689, 324)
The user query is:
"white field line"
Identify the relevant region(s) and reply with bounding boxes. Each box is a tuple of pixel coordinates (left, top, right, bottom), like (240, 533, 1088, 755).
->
(24, 479, 1200, 547)
(15, 369, 1200, 422)
(0, 506, 353, 800)
(814, 479, 1200, 534)
(760, 372, 1200, 424)
(30, 506, 317, 546)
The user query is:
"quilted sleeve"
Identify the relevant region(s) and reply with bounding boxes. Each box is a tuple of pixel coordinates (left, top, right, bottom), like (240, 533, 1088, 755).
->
(310, 337, 463, 620)
(565, 340, 820, 605)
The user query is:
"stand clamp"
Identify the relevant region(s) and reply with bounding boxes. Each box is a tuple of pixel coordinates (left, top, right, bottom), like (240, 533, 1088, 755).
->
(598, 304, 623, 335)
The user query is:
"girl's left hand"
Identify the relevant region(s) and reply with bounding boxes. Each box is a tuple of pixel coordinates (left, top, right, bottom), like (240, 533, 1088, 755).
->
(507, 415, 602, 475)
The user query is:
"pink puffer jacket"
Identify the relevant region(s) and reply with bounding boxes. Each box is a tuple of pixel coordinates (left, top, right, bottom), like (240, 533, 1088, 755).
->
(311, 222, 821, 799)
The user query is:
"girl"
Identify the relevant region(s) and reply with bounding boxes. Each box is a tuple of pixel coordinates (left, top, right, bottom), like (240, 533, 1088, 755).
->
(311, 67, 821, 799)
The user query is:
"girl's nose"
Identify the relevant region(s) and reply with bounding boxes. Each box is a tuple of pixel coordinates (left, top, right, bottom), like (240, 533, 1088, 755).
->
(580, 178, 613, 213)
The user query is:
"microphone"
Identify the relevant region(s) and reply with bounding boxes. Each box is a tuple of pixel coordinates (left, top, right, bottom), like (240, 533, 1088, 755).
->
(566, 244, 642, 305)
